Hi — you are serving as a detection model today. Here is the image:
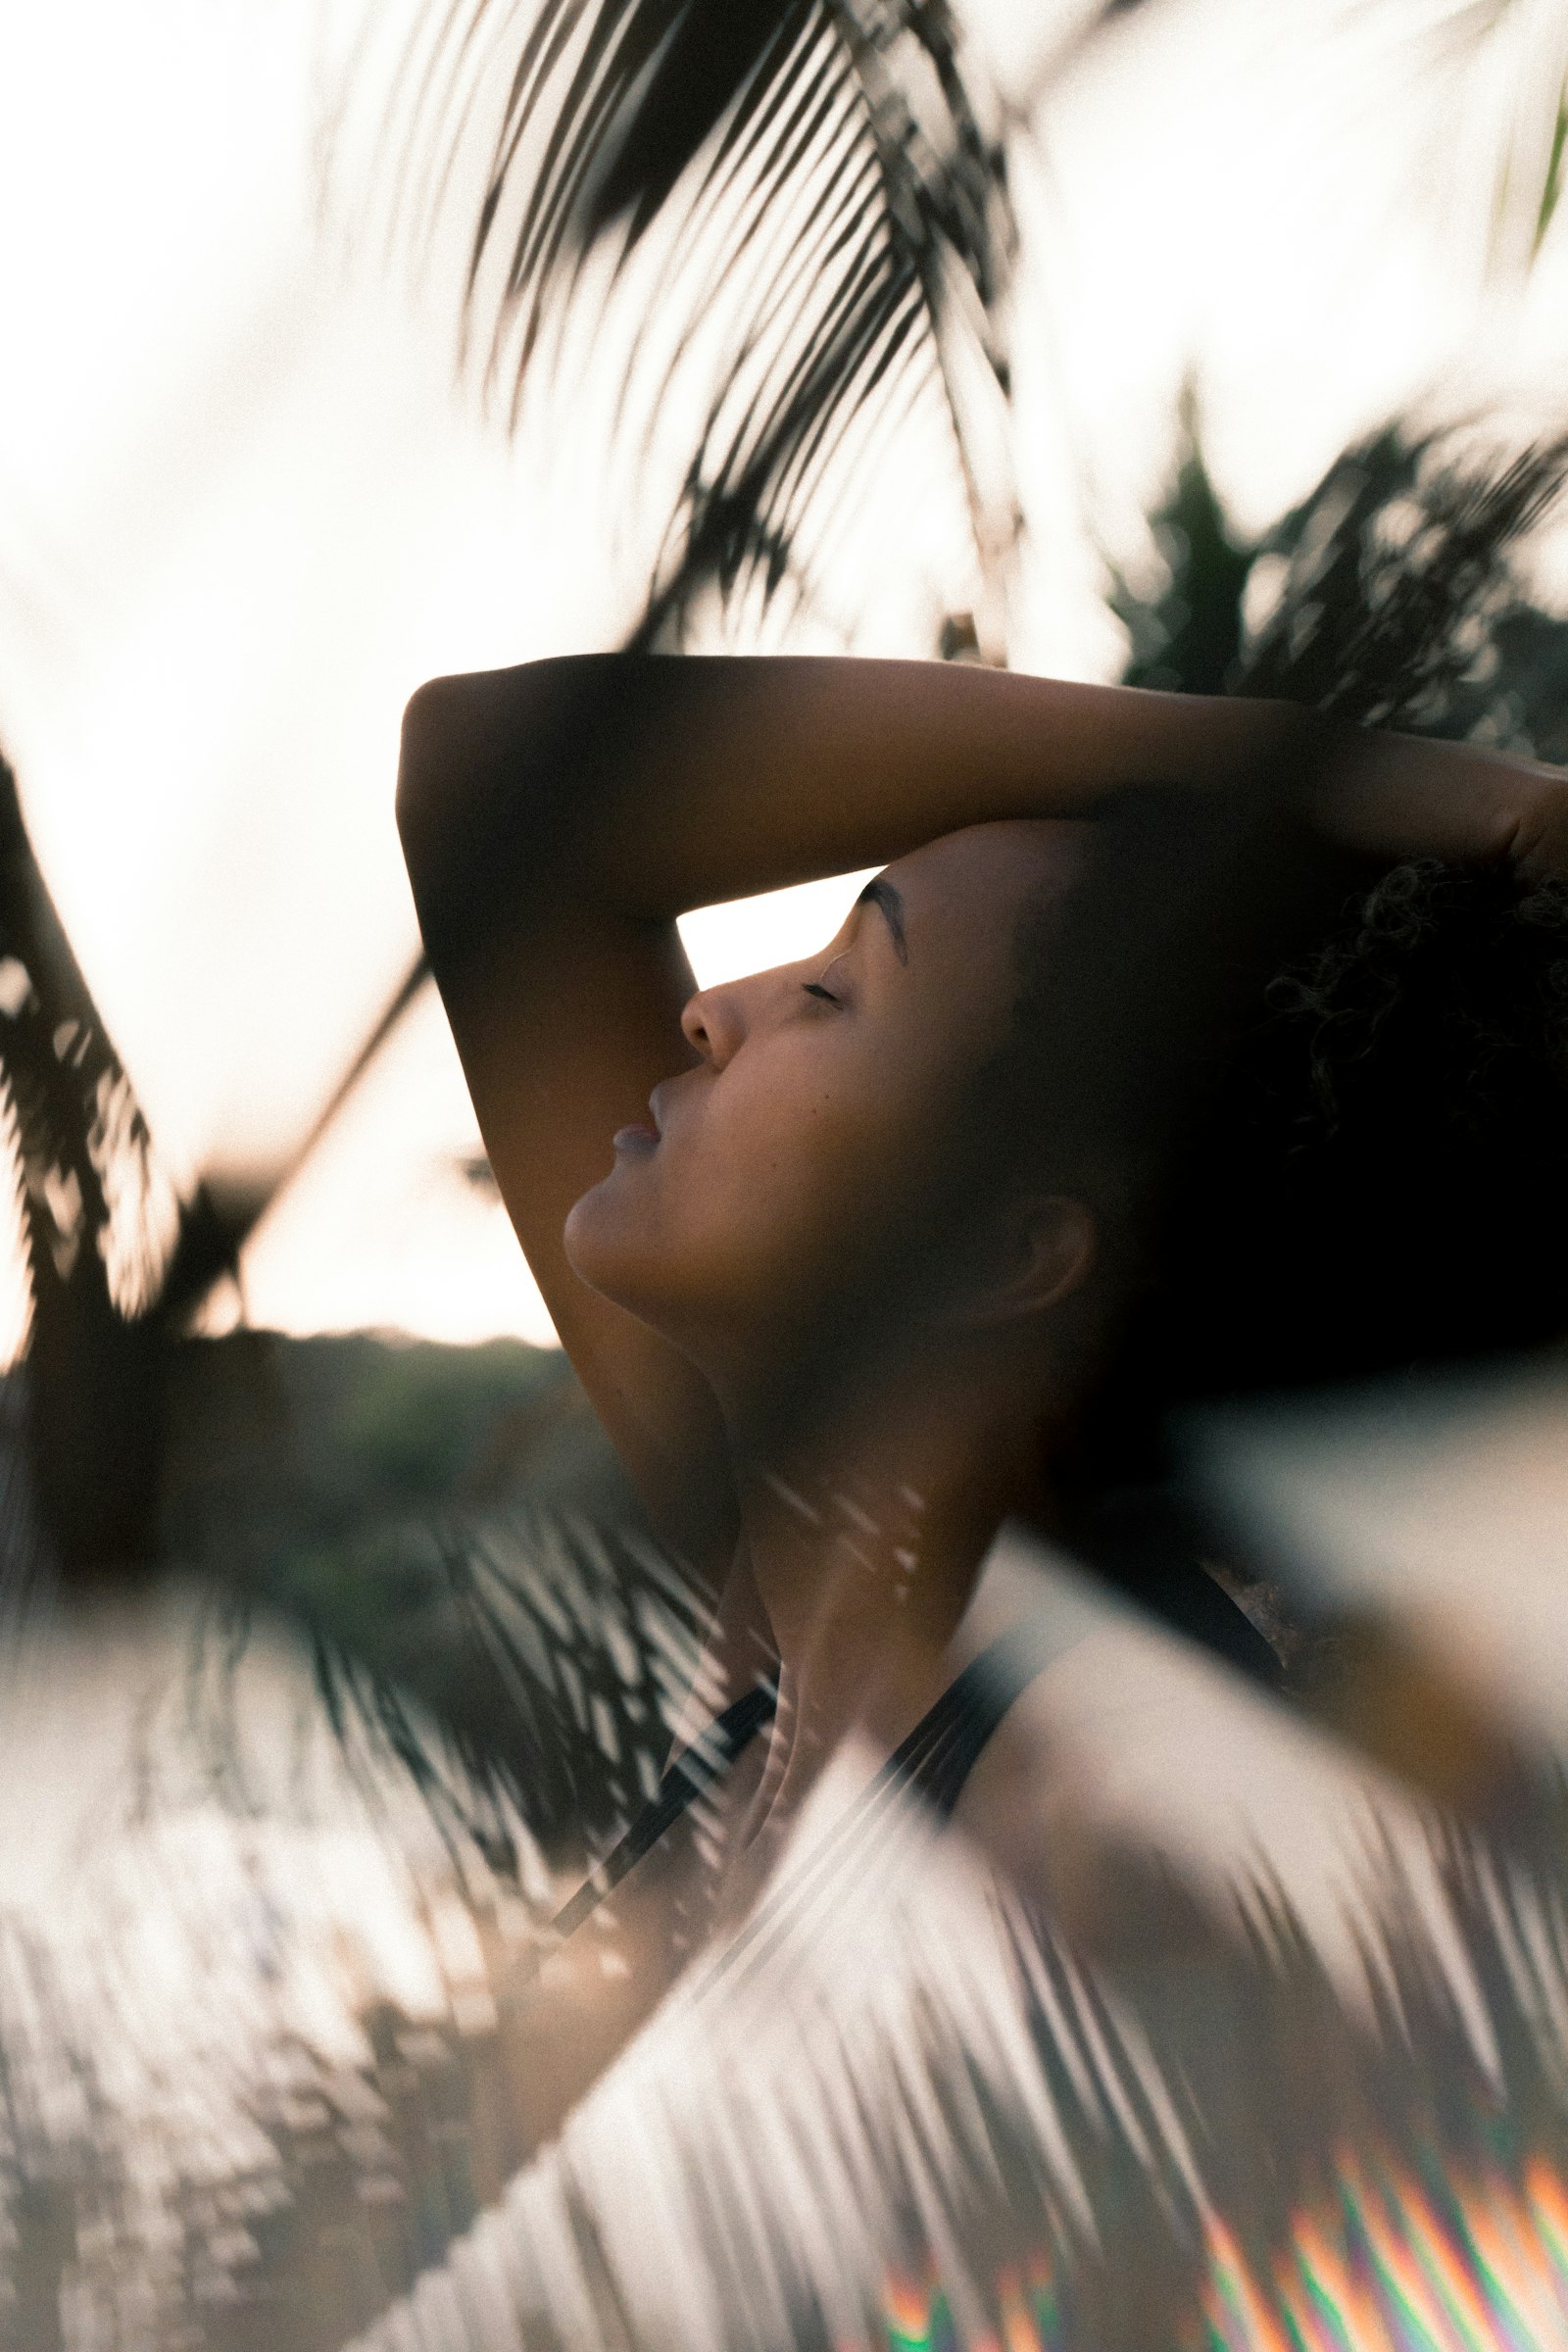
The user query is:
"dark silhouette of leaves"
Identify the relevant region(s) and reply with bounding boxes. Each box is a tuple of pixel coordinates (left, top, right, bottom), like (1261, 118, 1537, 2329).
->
(1110, 401, 1568, 756)
(0, 752, 242, 1579)
(1105, 383, 1254, 697)
(1238, 421, 1568, 744)
(380, 0, 1018, 643)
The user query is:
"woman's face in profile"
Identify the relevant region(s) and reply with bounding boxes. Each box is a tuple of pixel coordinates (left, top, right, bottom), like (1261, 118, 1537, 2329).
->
(564, 820, 1084, 1378)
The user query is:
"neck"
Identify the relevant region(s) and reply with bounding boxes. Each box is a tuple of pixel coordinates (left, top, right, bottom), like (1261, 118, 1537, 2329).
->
(711, 1343, 1049, 1826)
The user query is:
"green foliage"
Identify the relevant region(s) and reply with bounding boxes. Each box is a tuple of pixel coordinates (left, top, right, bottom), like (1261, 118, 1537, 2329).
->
(1240, 424, 1568, 743)
(150, 1325, 708, 1868)
(1105, 387, 1254, 696)
(1536, 84, 1568, 257)
(1111, 400, 1568, 762)
(272, 1333, 568, 1507)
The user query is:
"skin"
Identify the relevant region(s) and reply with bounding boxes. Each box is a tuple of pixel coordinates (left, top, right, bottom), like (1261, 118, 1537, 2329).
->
(562, 821, 1100, 1824)
(561, 823, 1085, 1397)
(397, 653, 1568, 2138)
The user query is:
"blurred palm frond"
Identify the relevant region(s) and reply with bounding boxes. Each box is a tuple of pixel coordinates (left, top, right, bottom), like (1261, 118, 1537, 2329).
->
(1110, 398, 1568, 754)
(1238, 421, 1568, 744)
(1456, 0, 1568, 276)
(378, 0, 1019, 646)
(0, 754, 711, 1836)
(0, 752, 249, 1581)
(1104, 382, 1254, 698)
(1355, 0, 1568, 280)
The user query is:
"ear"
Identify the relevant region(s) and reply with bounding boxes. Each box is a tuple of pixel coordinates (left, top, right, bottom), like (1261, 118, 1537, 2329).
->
(946, 1193, 1097, 1334)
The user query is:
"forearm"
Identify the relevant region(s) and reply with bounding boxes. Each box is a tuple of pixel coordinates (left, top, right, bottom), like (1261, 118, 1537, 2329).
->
(396, 655, 1568, 962)
(396, 654, 1290, 940)
(558, 658, 1290, 912)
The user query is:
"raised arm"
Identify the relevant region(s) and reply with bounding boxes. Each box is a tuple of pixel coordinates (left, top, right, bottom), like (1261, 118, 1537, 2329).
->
(394, 654, 1568, 1557)
(395, 657, 1281, 1550)
(398, 658, 1284, 928)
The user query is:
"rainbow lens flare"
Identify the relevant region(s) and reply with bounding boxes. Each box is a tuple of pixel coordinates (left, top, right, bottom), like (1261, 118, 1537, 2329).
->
(1192, 2147, 1568, 2352)
(879, 2151, 1568, 2349)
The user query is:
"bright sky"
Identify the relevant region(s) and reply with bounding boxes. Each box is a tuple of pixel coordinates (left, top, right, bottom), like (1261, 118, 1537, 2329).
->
(0, 0, 1564, 1349)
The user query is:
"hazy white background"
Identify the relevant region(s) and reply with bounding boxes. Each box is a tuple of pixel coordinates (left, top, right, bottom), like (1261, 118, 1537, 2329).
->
(0, 0, 1564, 1348)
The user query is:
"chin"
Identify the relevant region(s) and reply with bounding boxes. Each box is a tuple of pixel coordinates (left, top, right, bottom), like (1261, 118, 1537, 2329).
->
(563, 1178, 625, 1290)
(564, 1177, 674, 1320)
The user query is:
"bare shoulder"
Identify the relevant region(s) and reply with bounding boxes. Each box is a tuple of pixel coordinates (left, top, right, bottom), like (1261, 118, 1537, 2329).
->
(950, 1559, 1406, 1971)
(941, 1531, 1249, 1940)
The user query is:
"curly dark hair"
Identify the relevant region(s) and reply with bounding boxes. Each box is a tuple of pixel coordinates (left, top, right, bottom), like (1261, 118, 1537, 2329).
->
(1110, 856, 1568, 1415)
(1030, 429, 1568, 1574)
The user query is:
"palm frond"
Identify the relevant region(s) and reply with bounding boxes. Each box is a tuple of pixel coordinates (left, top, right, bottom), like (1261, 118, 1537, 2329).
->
(1453, 0, 1568, 275)
(1333, 0, 1568, 281)
(0, 751, 248, 1579)
(1108, 402, 1568, 755)
(378, 0, 1019, 647)
(1104, 382, 1255, 698)
(1237, 422, 1568, 742)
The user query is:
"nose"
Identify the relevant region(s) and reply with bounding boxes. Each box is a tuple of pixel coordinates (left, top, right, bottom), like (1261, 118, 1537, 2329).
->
(680, 979, 747, 1066)
(680, 963, 791, 1066)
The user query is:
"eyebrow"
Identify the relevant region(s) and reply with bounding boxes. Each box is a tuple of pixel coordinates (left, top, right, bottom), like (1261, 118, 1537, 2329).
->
(857, 875, 908, 963)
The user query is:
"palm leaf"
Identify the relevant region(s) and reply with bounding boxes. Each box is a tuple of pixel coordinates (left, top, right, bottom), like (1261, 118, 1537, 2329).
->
(375, 0, 1018, 645)
(1237, 421, 1568, 741)
(1304, 0, 1567, 281)
(1108, 398, 1568, 751)
(0, 752, 245, 1580)
(1454, 0, 1568, 274)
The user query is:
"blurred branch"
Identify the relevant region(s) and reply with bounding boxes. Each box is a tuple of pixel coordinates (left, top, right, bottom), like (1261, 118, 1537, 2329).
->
(1012, 0, 1568, 288)
(219, 949, 431, 1259)
(1367, 0, 1568, 281)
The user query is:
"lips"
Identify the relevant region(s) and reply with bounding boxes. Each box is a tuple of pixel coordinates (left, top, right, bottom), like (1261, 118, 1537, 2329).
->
(612, 1083, 671, 1153)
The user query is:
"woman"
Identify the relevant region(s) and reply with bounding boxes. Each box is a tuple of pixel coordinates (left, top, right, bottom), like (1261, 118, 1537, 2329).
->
(395, 652, 1568, 2135)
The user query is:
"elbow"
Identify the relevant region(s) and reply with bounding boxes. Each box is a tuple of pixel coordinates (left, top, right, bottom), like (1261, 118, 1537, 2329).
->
(395, 672, 473, 852)
(395, 656, 622, 920)
(396, 654, 618, 841)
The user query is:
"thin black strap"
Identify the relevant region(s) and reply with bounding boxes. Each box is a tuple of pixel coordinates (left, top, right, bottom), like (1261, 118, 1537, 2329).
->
(898, 1612, 1077, 1818)
(545, 1682, 777, 1943)
(690, 1611, 1084, 2008)
(538, 1612, 1071, 1962)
